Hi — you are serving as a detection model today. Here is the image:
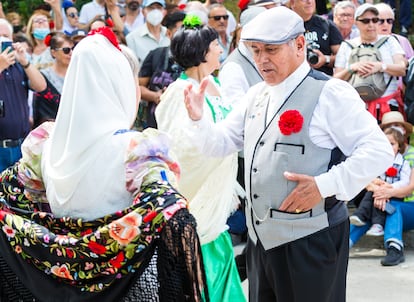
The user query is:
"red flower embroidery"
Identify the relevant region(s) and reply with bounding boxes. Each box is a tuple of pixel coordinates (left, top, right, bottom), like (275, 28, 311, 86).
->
(88, 241, 107, 255)
(143, 210, 157, 223)
(278, 110, 304, 135)
(109, 251, 125, 269)
(88, 26, 121, 51)
(386, 167, 398, 177)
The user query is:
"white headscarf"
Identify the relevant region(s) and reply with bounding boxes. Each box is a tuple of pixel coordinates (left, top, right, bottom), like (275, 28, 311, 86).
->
(42, 33, 137, 218)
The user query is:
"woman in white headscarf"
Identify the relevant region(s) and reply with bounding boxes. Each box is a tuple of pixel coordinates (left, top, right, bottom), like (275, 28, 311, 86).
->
(0, 27, 207, 302)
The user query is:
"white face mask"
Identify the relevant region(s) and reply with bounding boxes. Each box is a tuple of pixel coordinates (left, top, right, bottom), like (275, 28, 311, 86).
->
(0, 36, 12, 43)
(146, 9, 164, 26)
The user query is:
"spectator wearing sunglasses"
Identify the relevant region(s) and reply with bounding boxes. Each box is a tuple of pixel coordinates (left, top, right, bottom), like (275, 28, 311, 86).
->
(207, 4, 231, 64)
(32, 32, 74, 128)
(376, 2, 413, 61)
(62, 1, 81, 36)
(334, 3, 406, 120)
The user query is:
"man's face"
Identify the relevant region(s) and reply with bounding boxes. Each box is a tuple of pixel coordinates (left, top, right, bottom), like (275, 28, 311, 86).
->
(208, 7, 228, 34)
(291, 0, 316, 21)
(355, 11, 379, 41)
(334, 6, 355, 31)
(248, 37, 305, 86)
(0, 24, 12, 39)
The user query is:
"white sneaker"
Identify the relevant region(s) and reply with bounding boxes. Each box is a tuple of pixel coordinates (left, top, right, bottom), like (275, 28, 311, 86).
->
(366, 224, 384, 236)
(349, 215, 366, 226)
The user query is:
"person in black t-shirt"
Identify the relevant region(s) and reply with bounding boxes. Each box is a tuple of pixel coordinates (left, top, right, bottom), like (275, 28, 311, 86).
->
(137, 11, 185, 129)
(291, 0, 343, 75)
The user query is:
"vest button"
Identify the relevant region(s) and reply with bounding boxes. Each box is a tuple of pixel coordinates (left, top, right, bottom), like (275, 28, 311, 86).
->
(253, 168, 257, 173)
(259, 141, 264, 146)
(255, 220, 260, 225)
(253, 194, 258, 199)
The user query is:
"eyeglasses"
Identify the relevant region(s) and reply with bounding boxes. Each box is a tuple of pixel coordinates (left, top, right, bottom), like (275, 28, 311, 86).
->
(337, 13, 353, 19)
(54, 46, 75, 54)
(357, 17, 379, 24)
(209, 15, 229, 21)
(33, 18, 48, 24)
(378, 18, 394, 25)
(67, 12, 79, 18)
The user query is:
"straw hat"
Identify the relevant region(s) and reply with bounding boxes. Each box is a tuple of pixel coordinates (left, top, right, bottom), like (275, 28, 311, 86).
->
(380, 111, 413, 135)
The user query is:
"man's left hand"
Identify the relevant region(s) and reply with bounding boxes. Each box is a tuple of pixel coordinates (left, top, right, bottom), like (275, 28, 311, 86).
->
(279, 172, 322, 213)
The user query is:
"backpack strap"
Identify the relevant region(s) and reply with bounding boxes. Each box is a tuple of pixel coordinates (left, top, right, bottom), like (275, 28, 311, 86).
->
(374, 36, 390, 49)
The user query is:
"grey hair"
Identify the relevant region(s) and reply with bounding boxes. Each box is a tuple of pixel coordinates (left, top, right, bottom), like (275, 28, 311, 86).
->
(0, 18, 13, 38)
(375, 2, 395, 18)
(120, 44, 140, 77)
(334, 1, 356, 16)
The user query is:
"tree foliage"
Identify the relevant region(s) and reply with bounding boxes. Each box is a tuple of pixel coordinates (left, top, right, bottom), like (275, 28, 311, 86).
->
(1, 0, 90, 21)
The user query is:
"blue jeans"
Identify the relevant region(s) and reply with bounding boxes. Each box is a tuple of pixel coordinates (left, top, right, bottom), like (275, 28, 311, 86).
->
(0, 146, 22, 172)
(384, 200, 414, 248)
(350, 200, 414, 248)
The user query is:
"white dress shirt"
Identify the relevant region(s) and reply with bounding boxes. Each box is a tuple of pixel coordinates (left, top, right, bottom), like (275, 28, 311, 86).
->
(186, 60, 394, 202)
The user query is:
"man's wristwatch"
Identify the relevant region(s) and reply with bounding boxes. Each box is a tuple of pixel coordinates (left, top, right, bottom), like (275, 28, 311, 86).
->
(325, 55, 331, 65)
(381, 62, 387, 72)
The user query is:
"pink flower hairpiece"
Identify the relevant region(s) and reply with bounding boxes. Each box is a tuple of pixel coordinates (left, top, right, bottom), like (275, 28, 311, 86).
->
(278, 110, 304, 135)
(88, 26, 121, 51)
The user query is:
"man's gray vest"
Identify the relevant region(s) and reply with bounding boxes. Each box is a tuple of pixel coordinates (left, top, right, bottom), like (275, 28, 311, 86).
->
(244, 70, 345, 251)
(221, 48, 263, 87)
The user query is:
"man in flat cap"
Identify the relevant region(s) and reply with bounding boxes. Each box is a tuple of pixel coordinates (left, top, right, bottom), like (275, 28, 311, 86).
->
(181, 6, 394, 302)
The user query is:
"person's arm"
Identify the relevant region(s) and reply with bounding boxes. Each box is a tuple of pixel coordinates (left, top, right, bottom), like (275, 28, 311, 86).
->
(105, 0, 124, 34)
(45, 0, 64, 31)
(0, 2, 5, 19)
(13, 42, 46, 92)
(0, 47, 14, 74)
(381, 53, 406, 77)
(314, 79, 395, 201)
(281, 79, 394, 212)
(139, 77, 162, 104)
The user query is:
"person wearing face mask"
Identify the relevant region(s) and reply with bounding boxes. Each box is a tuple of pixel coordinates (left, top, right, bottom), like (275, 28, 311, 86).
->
(26, 11, 54, 70)
(122, 0, 145, 35)
(126, 0, 169, 63)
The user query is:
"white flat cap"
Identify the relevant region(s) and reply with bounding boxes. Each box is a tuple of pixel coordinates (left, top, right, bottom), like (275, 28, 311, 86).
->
(240, 6, 305, 44)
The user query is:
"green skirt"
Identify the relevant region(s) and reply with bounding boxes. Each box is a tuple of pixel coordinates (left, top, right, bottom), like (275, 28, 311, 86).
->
(201, 231, 246, 302)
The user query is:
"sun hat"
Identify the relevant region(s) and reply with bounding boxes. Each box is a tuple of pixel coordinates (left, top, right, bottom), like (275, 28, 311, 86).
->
(354, 3, 378, 20)
(380, 111, 413, 135)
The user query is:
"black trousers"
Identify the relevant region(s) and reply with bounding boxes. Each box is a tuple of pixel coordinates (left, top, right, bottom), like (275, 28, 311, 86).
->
(247, 220, 349, 302)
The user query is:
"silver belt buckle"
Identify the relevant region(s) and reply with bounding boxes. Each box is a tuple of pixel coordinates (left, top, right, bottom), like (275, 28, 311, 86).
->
(1, 139, 12, 148)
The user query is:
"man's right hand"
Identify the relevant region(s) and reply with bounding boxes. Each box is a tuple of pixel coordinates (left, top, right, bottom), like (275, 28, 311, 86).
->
(183, 77, 209, 121)
(0, 47, 15, 72)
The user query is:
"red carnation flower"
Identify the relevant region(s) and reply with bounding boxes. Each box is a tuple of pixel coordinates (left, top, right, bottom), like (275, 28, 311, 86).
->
(44, 33, 52, 47)
(386, 167, 398, 177)
(278, 110, 304, 135)
(238, 0, 249, 10)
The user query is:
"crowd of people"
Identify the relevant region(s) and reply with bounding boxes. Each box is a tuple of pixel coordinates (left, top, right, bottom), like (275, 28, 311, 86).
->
(0, 0, 414, 301)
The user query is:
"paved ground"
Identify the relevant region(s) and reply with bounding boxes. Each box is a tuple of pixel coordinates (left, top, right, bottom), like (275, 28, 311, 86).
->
(235, 244, 414, 301)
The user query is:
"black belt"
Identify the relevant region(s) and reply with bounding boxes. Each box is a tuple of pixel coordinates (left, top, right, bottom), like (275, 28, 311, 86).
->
(0, 138, 23, 148)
